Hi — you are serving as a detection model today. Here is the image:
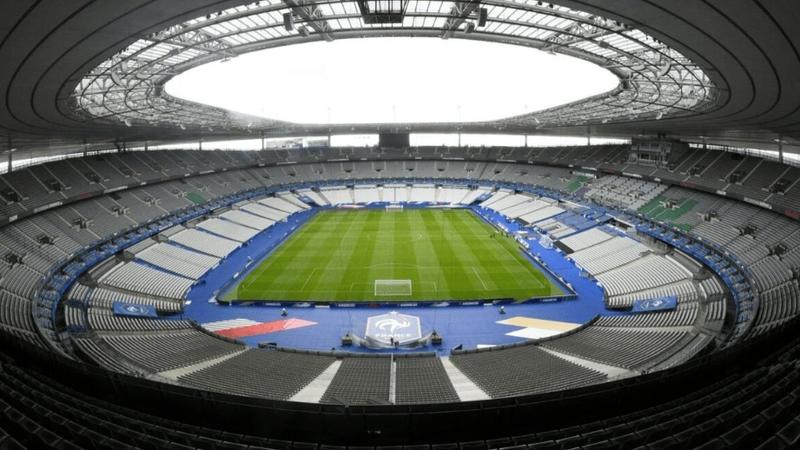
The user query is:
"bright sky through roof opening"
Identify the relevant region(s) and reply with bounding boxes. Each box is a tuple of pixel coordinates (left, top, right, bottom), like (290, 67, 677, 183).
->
(166, 37, 618, 124)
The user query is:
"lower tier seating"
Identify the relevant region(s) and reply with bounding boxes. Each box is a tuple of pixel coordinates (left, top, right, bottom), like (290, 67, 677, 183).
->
(450, 344, 607, 398)
(179, 348, 336, 400)
(541, 327, 688, 370)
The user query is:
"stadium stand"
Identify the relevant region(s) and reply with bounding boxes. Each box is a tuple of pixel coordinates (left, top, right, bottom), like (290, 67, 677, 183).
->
(4, 1, 800, 444)
(595, 255, 692, 297)
(320, 355, 392, 404)
(82, 286, 182, 313)
(585, 175, 668, 209)
(178, 348, 336, 400)
(99, 329, 243, 373)
(87, 309, 193, 333)
(168, 228, 241, 258)
(353, 185, 381, 203)
(558, 227, 614, 252)
(240, 201, 290, 221)
(450, 343, 608, 397)
(541, 327, 688, 370)
(196, 217, 260, 242)
(136, 243, 220, 280)
(0, 145, 796, 443)
(99, 262, 194, 299)
(219, 209, 274, 230)
(394, 354, 460, 404)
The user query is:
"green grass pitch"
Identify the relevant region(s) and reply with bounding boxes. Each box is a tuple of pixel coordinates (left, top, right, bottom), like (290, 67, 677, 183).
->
(226, 208, 564, 302)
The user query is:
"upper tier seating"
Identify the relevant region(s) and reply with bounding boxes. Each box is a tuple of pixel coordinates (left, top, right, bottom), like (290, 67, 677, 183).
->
(0, 146, 796, 228)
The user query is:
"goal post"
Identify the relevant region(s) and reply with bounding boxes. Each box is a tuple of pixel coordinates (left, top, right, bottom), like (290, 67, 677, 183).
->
(374, 279, 412, 296)
(385, 204, 404, 212)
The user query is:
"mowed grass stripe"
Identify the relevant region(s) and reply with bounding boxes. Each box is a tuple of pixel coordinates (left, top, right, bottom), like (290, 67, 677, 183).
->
(407, 210, 449, 296)
(305, 210, 368, 299)
(229, 208, 563, 302)
(438, 210, 542, 297)
(452, 211, 552, 296)
(445, 211, 516, 292)
(430, 209, 482, 296)
(421, 210, 479, 297)
(237, 211, 331, 296)
(242, 210, 350, 298)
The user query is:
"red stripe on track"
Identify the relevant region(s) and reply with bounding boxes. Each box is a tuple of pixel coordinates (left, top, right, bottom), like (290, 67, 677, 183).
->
(215, 318, 316, 338)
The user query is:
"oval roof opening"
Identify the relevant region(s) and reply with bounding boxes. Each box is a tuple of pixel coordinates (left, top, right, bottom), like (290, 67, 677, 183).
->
(165, 37, 618, 124)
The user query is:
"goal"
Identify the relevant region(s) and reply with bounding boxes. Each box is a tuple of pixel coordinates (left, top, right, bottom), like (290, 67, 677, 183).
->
(386, 204, 404, 212)
(374, 279, 412, 296)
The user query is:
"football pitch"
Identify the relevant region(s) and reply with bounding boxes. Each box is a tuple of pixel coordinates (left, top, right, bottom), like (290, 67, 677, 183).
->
(226, 208, 564, 302)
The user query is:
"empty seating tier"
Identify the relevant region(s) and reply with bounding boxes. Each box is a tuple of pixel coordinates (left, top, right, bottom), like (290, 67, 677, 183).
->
(179, 349, 336, 400)
(541, 328, 688, 369)
(450, 344, 607, 398)
(100, 330, 243, 373)
(320, 356, 392, 405)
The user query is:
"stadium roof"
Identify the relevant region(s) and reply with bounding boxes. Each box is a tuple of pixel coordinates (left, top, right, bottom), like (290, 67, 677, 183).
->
(1, 1, 799, 157)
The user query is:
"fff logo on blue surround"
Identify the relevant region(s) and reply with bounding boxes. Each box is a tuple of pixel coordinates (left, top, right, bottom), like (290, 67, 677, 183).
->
(365, 311, 422, 345)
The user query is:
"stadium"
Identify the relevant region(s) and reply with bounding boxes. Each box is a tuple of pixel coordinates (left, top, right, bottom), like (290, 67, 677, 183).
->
(0, 1, 799, 448)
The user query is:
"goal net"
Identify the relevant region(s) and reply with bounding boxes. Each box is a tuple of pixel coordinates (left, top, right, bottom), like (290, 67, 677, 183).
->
(386, 204, 404, 212)
(374, 279, 412, 296)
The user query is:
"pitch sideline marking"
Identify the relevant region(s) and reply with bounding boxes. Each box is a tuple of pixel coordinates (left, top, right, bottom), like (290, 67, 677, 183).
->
(486, 223, 547, 290)
(472, 266, 488, 290)
(301, 267, 317, 291)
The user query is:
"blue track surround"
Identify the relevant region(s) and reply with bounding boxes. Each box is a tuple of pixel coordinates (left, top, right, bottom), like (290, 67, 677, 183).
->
(183, 202, 624, 354)
(45, 176, 755, 356)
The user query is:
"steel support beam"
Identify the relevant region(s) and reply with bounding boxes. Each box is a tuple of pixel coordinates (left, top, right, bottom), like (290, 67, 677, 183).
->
(284, 0, 334, 42)
(441, 0, 482, 39)
(6, 137, 13, 174)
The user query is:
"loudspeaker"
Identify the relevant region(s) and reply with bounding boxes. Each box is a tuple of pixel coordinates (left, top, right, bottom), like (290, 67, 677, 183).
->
(477, 8, 488, 27)
(283, 12, 294, 31)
